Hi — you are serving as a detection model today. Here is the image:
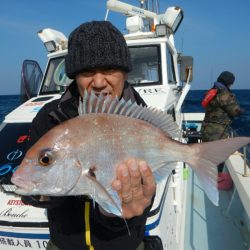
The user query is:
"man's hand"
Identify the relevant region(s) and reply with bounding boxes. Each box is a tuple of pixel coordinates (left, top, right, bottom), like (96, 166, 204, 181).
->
(111, 158, 156, 219)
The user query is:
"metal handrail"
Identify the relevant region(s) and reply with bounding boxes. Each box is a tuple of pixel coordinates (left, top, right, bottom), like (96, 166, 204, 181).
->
(228, 126, 250, 177)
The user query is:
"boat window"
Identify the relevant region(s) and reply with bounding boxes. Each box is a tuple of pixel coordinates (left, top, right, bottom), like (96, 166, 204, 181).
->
(21, 60, 43, 102)
(166, 47, 177, 84)
(40, 45, 163, 94)
(128, 45, 161, 86)
(40, 57, 73, 95)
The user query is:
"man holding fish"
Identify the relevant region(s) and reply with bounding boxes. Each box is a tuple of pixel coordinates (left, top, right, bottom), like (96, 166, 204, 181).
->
(19, 21, 157, 250)
(12, 21, 250, 250)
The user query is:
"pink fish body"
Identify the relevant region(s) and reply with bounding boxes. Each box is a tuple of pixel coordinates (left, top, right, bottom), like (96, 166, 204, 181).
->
(11, 93, 250, 215)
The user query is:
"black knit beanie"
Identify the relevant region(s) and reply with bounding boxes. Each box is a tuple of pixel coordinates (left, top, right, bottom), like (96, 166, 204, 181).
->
(217, 71, 235, 86)
(65, 21, 132, 79)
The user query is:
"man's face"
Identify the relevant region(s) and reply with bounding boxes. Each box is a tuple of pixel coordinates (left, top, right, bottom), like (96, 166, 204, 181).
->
(75, 69, 127, 99)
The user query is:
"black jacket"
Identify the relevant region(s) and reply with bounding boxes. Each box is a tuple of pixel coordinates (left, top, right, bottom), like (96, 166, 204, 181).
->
(23, 81, 151, 250)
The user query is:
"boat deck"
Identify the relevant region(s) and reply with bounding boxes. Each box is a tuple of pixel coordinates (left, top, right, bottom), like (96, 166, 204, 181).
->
(184, 168, 248, 250)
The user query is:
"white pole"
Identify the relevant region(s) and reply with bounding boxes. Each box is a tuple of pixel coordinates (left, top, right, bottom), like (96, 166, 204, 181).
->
(106, 0, 158, 19)
(175, 67, 192, 113)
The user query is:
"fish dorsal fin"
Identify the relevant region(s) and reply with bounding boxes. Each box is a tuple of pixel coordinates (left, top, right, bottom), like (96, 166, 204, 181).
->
(78, 91, 180, 138)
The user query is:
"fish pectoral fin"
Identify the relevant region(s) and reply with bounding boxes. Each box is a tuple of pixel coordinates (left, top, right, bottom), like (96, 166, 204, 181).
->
(86, 175, 131, 235)
(97, 189, 122, 216)
(86, 174, 122, 216)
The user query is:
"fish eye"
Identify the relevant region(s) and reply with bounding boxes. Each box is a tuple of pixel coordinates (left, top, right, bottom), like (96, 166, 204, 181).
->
(38, 149, 54, 167)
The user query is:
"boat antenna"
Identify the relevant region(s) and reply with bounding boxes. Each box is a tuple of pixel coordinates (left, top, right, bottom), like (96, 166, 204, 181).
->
(139, 0, 160, 13)
(155, 0, 159, 13)
(139, 0, 145, 8)
(138, 0, 159, 30)
(180, 38, 184, 53)
(105, 9, 110, 21)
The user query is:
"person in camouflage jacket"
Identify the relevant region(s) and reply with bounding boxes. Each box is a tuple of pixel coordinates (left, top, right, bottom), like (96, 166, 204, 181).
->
(201, 71, 242, 172)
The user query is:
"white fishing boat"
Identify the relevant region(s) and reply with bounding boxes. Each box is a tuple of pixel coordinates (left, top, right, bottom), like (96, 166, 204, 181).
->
(0, 1, 249, 249)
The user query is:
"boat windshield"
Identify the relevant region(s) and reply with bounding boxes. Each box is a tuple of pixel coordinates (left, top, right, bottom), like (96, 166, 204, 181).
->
(39, 45, 162, 95)
(128, 45, 161, 86)
(40, 56, 73, 95)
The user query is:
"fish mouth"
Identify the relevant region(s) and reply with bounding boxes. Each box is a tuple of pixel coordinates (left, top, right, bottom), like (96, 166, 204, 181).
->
(11, 173, 44, 195)
(12, 182, 36, 195)
(13, 183, 63, 196)
(11, 177, 36, 195)
(14, 186, 33, 195)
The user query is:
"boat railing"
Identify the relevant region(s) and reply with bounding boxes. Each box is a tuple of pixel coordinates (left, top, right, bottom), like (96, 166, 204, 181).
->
(228, 126, 250, 176)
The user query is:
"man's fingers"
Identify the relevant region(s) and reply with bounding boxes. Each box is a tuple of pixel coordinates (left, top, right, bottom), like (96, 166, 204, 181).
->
(127, 159, 144, 199)
(112, 158, 156, 214)
(111, 158, 156, 219)
(116, 163, 133, 203)
(121, 192, 133, 204)
(139, 161, 156, 197)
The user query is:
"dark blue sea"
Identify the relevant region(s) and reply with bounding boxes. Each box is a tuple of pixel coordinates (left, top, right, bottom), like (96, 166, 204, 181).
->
(0, 95, 22, 123)
(0, 90, 250, 136)
(181, 89, 250, 137)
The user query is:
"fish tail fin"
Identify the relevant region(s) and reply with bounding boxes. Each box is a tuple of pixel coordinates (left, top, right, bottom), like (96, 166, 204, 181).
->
(187, 136, 250, 206)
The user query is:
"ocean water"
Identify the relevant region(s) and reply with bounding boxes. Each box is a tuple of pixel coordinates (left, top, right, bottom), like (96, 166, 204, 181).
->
(0, 95, 21, 123)
(0, 90, 250, 136)
(182, 89, 250, 137)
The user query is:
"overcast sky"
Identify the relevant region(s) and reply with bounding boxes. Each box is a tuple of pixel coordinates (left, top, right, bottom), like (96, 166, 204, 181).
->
(1, 0, 250, 95)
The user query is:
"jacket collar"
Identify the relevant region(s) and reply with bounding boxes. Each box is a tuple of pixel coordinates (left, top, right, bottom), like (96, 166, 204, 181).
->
(213, 81, 231, 92)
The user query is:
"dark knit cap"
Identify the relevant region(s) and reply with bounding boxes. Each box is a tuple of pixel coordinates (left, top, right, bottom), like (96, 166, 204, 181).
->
(65, 21, 132, 79)
(217, 71, 235, 86)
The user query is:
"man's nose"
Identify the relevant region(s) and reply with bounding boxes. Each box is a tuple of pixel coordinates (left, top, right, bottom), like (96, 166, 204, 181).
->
(92, 72, 107, 88)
